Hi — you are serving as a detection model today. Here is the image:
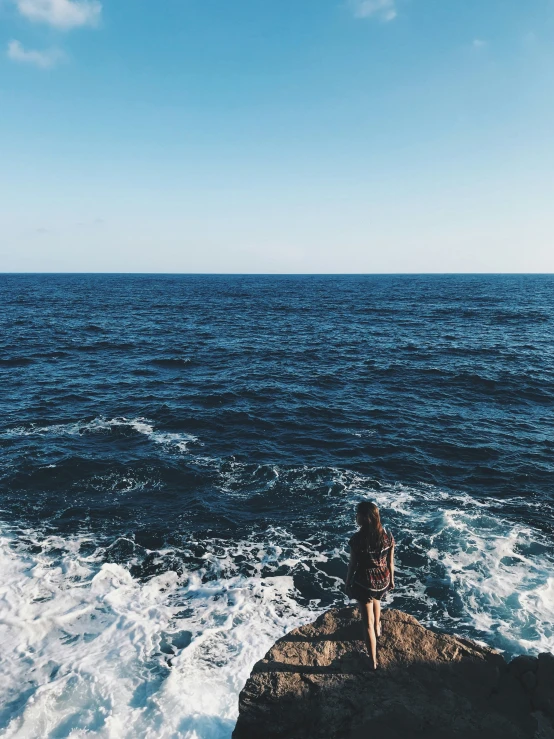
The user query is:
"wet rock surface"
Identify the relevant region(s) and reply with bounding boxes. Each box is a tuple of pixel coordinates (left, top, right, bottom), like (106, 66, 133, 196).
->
(233, 607, 554, 739)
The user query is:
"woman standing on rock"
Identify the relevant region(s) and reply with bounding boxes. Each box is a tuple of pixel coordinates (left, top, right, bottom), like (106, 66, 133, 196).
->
(345, 501, 395, 669)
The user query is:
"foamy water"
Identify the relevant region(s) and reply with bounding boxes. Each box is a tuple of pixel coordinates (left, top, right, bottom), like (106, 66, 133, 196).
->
(0, 527, 316, 739)
(0, 417, 198, 454)
(1, 480, 553, 737)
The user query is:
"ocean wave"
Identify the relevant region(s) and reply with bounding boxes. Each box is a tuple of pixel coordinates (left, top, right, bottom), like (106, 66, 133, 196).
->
(38, 351, 71, 360)
(0, 417, 199, 453)
(491, 310, 550, 323)
(0, 479, 553, 736)
(150, 358, 193, 368)
(68, 341, 137, 352)
(193, 460, 554, 656)
(0, 358, 34, 367)
(0, 526, 318, 739)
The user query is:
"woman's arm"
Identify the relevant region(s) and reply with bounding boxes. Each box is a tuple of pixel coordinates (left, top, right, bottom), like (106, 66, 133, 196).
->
(345, 550, 357, 595)
(388, 544, 395, 589)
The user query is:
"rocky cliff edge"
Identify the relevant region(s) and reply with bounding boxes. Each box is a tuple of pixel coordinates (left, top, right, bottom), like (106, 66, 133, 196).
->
(233, 607, 554, 739)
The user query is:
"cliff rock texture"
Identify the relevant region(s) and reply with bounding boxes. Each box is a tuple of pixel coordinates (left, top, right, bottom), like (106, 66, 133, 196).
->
(233, 607, 554, 739)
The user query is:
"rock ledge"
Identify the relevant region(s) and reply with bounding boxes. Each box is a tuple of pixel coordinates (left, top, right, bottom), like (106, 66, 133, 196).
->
(233, 607, 554, 739)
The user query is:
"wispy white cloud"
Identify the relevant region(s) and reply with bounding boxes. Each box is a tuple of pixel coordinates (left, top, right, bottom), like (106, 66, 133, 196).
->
(473, 38, 487, 49)
(14, 0, 101, 30)
(7, 39, 65, 68)
(351, 0, 397, 22)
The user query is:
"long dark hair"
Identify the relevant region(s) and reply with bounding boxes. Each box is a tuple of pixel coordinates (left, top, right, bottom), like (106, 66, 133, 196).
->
(356, 501, 385, 549)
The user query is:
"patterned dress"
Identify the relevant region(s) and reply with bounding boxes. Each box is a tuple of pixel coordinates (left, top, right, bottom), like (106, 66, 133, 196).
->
(349, 529, 395, 603)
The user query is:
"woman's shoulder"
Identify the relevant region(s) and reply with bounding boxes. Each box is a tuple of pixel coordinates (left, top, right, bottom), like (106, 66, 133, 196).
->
(348, 530, 362, 549)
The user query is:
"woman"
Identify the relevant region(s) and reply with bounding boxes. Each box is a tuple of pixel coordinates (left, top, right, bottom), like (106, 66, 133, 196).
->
(345, 501, 395, 669)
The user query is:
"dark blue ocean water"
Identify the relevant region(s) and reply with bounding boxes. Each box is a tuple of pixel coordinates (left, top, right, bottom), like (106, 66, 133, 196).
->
(1, 274, 553, 738)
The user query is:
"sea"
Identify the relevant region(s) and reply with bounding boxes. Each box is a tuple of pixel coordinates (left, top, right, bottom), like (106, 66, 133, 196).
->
(0, 274, 553, 739)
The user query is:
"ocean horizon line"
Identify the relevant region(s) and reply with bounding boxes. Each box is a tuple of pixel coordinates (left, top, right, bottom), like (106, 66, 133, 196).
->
(1, 272, 554, 277)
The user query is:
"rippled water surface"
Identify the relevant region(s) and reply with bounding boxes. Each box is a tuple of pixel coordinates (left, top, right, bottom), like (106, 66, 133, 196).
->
(1, 274, 553, 738)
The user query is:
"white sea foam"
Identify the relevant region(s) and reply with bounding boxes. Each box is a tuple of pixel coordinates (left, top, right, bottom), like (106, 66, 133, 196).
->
(200, 463, 554, 656)
(0, 477, 553, 738)
(0, 528, 318, 739)
(0, 417, 198, 453)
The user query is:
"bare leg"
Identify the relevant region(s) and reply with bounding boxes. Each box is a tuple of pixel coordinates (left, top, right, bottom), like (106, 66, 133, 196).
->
(373, 598, 381, 637)
(359, 602, 370, 654)
(361, 602, 378, 668)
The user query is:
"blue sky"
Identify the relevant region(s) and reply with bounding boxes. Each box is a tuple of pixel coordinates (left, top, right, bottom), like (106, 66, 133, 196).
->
(1, 0, 553, 272)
